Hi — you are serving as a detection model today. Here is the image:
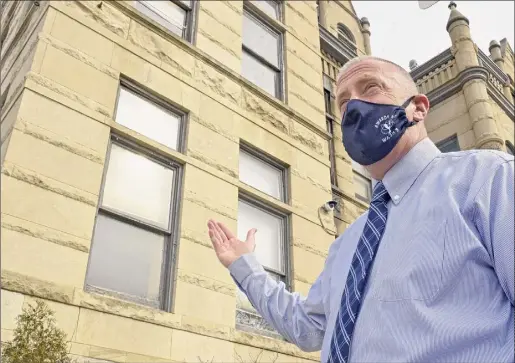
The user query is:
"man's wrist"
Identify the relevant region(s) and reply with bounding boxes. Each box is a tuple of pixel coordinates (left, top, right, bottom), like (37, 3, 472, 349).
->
(228, 253, 265, 285)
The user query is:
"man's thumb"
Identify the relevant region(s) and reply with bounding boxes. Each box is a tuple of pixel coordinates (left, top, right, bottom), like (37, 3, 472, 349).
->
(246, 228, 257, 249)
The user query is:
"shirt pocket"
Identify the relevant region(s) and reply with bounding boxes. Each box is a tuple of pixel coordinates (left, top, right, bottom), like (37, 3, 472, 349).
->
(371, 219, 448, 302)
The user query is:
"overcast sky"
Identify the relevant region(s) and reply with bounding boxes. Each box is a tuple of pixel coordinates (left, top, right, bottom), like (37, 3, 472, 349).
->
(352, 1, 515, 71)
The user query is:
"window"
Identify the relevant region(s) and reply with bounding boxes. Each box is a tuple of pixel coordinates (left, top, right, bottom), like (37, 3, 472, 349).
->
(249, 0, 280, 19)
(239, 147, 286, 201)
(506, 140, 514, 155)
(327, 118, 337, 187)
(242, 6, 283, 98)
(115, 84, 183, 151)
(352, 160, 372, 203)
(85, 86, 184, 310)
(324, 75, 337, 186)
(236, 145, 290, 339)
(436, 135, 460, 153)
(337, 23, 355, 44)
(134, 0, 196, 41)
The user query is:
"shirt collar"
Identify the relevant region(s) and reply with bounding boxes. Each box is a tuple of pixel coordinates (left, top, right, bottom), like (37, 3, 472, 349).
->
(372, 138, 441, 205)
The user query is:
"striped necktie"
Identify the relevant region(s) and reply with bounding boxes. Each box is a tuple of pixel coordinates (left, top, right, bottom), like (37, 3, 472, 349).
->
(328, 181, 391, 363)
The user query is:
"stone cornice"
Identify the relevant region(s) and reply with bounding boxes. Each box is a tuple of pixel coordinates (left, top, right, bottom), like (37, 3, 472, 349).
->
(319, 25, 357, 67)
(487, 86, 515, 120)
(426, 66, 487, 106)
(426, 66, 514, 120)
(410, 48, 453, 81)
(477, 48, 511, 86)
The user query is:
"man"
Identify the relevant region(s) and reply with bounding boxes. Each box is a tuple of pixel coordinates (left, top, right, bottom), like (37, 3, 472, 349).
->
(207, 56, 514, 362)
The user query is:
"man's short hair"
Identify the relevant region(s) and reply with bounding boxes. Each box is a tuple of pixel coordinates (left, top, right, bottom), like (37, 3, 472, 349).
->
(337, 56, 419, 99)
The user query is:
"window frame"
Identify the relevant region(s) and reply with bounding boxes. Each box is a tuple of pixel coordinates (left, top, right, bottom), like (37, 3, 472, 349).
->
(436, 134, 460, 153)
(247, 0, 282, 21)
(237, 193, 291, 281)
(86, 84, 186, 311)
(351, 160, 372, 203)
(114, 80, 188, 154)
(241, 4, 285, 100)
(353, 171, 372, 204)
(235, 144, 291, 339)
(239, 141, 290, 203)
(337, 22, 356, 44)
(323, 75, 338, 187)
(326, 116, 338, 187)
(235, 192, 291, 339)
(133, 0, 198, 43)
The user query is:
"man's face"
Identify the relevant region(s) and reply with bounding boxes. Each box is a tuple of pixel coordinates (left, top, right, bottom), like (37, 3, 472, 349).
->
(336, 59, 404, 118)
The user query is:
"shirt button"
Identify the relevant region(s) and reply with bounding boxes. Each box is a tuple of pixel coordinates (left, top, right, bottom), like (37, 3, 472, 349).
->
(393, 195, 400, 201)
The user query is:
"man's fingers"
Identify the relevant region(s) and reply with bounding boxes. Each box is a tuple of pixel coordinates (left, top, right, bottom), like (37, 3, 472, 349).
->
(212, 221, 227, 243)
(217, 222, 236, 240)
(207, 220, 224, 247)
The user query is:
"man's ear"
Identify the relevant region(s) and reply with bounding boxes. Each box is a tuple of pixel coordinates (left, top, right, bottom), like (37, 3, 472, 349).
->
(412, 94, 430, 122)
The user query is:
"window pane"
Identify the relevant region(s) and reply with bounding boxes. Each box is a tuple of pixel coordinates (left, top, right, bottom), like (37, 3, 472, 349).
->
(115, 87, 181, 150)
(250, 0, 279, 19)
(354, 172, 371, 202)
(237, 200, 284, 272)
(242, 13, 279, 67)
(242, 51, 278, 97)
(239, 149, 283, 200)
(86, 213, 165, 306)
(351, 159, 370, 178)
(101, 143, 175, 229)
(436, 136, 460, 153)
(137, 0, 185, 36)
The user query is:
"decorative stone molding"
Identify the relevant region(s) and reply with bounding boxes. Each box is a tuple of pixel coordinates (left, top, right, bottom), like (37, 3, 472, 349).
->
(410, 48, 453, 82)
(423, 65, 514, 120)
(1, 270, 320, 360)
(479, 140, 504, 151)
(235, 309, 282, 340)
(477, 48, 511, 86)
(319, 26, 357, 67)
(487, 87, 515, 120)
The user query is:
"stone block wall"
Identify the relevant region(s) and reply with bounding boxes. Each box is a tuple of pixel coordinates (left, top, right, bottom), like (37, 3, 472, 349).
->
(0, 1, 356, 361)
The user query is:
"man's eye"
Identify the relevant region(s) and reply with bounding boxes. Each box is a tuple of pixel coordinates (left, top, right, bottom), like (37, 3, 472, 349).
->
(365, 83, 379, 91)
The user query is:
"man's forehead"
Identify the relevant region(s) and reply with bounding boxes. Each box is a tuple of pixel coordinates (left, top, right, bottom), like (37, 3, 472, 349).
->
(337, 58, 391, 85)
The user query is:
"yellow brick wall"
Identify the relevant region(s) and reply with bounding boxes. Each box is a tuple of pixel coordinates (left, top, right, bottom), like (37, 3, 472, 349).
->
(0, 1, 337, 361)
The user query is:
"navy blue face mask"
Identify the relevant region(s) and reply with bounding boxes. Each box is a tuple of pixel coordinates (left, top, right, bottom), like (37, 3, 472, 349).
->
(341, 97, 417, 166)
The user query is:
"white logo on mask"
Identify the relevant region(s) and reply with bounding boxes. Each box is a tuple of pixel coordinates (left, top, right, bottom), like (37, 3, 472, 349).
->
(375, 114, 399, 143)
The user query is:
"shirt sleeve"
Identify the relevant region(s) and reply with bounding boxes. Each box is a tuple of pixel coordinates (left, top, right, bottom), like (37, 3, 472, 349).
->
(228, 238, 341, 352)
(473, 158, 514, 305)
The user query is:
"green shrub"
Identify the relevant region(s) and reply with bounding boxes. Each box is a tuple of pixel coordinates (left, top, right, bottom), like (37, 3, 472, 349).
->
(2, 299, 74, 363)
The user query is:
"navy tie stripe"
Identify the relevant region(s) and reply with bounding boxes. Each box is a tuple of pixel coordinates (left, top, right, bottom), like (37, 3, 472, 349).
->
(328, 181, 391, 363)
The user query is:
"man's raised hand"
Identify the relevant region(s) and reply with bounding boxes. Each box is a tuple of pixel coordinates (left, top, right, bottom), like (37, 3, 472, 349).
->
(207, 220, 257, 268)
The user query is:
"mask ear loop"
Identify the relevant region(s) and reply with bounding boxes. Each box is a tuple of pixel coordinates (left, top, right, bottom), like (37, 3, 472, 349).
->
(402, 95, 418, 127)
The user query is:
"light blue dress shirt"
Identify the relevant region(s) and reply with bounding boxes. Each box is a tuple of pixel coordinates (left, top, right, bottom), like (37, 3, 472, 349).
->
(229, 138, 514, 362)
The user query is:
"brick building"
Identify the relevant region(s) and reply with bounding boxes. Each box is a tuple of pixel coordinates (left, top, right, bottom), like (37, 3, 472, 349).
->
(0, 1, 513, 362)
